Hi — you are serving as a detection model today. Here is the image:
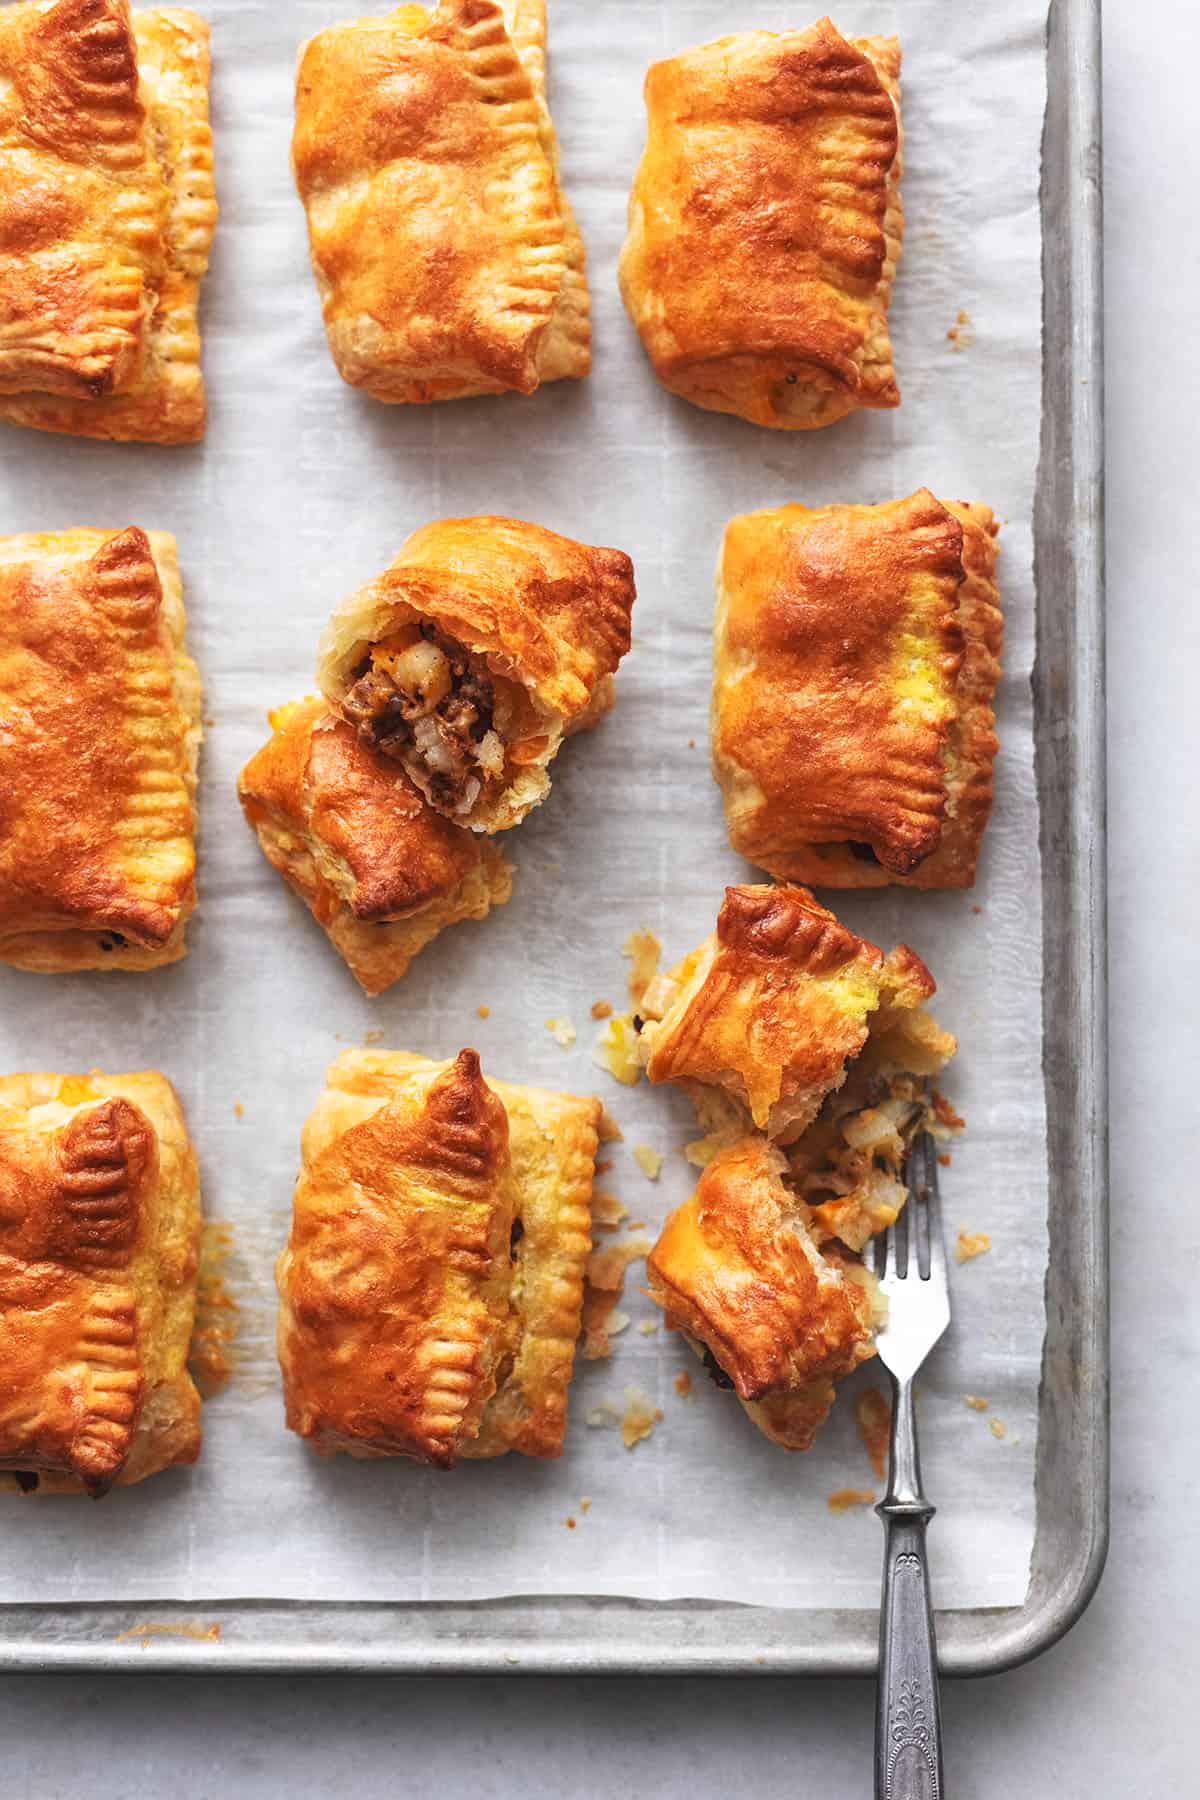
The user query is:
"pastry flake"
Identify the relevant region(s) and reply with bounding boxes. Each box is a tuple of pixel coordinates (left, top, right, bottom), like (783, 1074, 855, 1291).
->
(278, 1047, 602, 1465)
(0, 1068, 202, 1494)
(238, 698, 512, 996)
(646, 1135, 882, 1451)
(319, 515, 636, 830)
(713, 492, 1002, 888)
(0, 1, 217, 443)
(618, 19, 901, 430)
(0, 527, 201, 972)
(292, 0, 590, 404)
(639, 883, 953, 1146)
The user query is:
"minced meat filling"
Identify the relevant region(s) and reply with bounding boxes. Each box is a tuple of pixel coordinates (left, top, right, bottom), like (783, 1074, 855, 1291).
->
(342, 625, 504, 816)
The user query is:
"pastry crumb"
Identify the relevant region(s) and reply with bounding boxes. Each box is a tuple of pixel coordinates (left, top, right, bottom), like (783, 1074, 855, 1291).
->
(932, 1091, 966, 1133)
(964, 1394, 989, 1411)
(623, 927, 662, 1009)
(854, 1388, 891, 1480)
(545, 1016, 577, 1049)
(674, 1369, 693, 1398)
(581, 1239, 651, 1359)
(591, 1190, 628, 1232)
(638, 1320, 658, 1337)
(476, 1004, 490, 1019)
(827, 1488, 876, 1514)
(938, 1153, 952, 1167)
(990, 1418, 1007, 1440)
(598, 1107, 623, 1143)
(591, 999, 612, 1020)
(947, 308, 973, 350)
(565, 1516, 576, 1529)
(621, 1386, 663, 1449)
(687, 738, 695, 749)
(956, 1229, 992, 1263)
(579, 1496, 592, 1514)
(592, 1012, 642, 1086)
(363, 1028, 385, 1047)
(233, 1101, 244, 1119)
(972, 903, 983, 915)
(632, 1143, 663, 1181)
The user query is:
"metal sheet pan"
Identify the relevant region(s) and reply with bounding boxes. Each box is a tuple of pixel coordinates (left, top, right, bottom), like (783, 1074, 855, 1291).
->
(0, 0, 1104, 1674)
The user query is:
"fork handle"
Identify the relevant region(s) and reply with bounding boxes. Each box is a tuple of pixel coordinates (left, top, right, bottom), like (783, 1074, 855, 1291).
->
(876, 1381, 943, 1798)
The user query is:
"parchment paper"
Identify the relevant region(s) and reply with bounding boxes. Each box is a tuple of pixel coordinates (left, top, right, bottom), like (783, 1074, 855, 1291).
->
(0, 0, 1049, 1610)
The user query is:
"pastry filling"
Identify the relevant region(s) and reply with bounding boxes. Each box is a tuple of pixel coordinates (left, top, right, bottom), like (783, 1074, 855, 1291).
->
(788, 1073, 959, 1253)
(342, 625, 510, 816)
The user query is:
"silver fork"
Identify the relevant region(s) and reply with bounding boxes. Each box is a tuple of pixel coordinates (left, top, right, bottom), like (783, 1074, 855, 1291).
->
(869, 1130, 950, 1800)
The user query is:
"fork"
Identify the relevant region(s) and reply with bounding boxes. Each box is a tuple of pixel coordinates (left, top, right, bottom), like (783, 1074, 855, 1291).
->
(869, 1130, 950, 1800)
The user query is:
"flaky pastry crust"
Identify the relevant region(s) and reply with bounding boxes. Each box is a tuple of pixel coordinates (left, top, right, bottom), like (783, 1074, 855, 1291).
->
(278, 1047, 601, 1465)
(238, 699, 513, 996)
(618, 19, 902, 430)
(293, 0, 590, 403)
(640, 884, 948, 1142)
(646, 1135, 881, 1451)
(0, 1, 217, 443)
(0, 1067, 201, 1494)
(713, 492, 1002, 887)
(319, 515, 636, 831)
(0, 527, 202, 972)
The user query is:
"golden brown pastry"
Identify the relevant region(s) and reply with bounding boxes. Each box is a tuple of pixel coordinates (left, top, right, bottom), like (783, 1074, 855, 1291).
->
(713, 493, 1003, 888)
(319, 516, 636, 830)
(639, 884, 955, 1149)
(0, 527, 202, 972)
(293, 0, 589, 403)
(646, 1134, 882, 1450)
(0, 0, 217, 444)
(238, 699, 513, 996)
(618, 19, 902, 430)
(0, 1068, 201, 1494)
(278, 1048, 601, 1465)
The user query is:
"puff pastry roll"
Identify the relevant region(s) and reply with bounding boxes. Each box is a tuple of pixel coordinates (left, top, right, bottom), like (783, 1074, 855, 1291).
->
(0, 528, 201, 972)
(637, 883, 950, 1146)
(0, 0, 217, 444)
(293, 0, 590, 403)
(319, 516, 636, 830)
(0, 1068, 201, 1494)
(278, 1048, 601, 1465)
(713, 493, 1003, 888)
(618, 19, 902, 430)
(238, 699, 513, 996)
(646, 1135, 882, 1451)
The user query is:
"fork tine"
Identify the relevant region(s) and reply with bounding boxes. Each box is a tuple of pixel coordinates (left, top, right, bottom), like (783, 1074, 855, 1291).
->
(909, 1131, 933, 1280)
(892, 1193, 909, 1278)
(922, 1136, 948, 1287)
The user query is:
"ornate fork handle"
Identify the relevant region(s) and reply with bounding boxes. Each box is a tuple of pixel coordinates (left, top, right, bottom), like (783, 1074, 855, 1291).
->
(876, 1378, 943, 1799)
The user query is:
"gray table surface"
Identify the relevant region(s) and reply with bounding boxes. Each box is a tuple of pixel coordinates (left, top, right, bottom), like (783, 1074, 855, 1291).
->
(2, 1, 1191, 1792)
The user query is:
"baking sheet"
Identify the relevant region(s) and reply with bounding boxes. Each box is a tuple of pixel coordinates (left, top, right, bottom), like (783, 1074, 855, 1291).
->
(0, 0, 1048, 1610)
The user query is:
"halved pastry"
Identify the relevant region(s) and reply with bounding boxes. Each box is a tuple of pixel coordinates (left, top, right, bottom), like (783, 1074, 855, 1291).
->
(0, 1068, 202, 1494)
(713, 493, 1003, 888)
(638, 884, 955, 1154)
(0, 527, 202, 972)
(238, 699, 513, 996)
(0, 0, 217, 444)
(646, 1135, 882, 1451)
(319, 516, 636, 830)
(278, 1047, 601, 1465)
(293, 0, 590, 403)
(618, 19, 902, 430)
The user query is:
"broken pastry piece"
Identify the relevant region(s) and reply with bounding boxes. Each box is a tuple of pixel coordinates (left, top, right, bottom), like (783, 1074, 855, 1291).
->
(0, 1068, 202, 1494)
(0, 528, 202, 972)
(618, 19, 902, 430)
(277, 1048, 601, 1465)
(713, 493, 1003, 888)
(646, 1135, 882, 1451)
(0, 0, 217, 443)
(319, 516, 636, 830)
(238, 699, 512, 996)
(639, 884, 955, 1144)
(293, 0, 590, 403)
